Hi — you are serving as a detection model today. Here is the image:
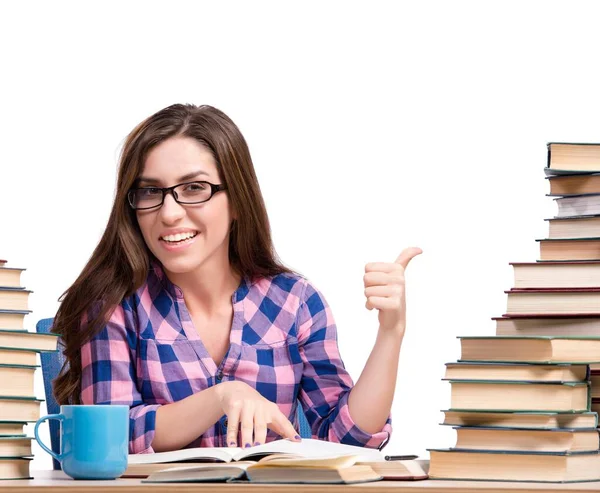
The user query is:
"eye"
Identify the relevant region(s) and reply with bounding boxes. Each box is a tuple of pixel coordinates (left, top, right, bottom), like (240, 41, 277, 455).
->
(139, 188, 162, 197)
(185, 182, 207, 192)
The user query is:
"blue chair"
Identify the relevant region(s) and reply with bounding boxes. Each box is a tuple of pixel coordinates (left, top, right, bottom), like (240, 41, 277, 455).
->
(36, 317, 312, 469)
(296, 403, 311, 440)
(36, 317, 64, 470)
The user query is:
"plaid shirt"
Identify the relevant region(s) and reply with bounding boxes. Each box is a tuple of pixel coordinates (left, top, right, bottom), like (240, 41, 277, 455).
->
(80, 259, 392, 454)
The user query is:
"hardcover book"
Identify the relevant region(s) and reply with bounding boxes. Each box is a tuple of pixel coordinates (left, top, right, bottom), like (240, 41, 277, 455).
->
(0, 288, 32, 311)
(452, 426, 599, 453)
(504, 288, 600, 315)
(0, 268, 25, 289)
(0, 330, 59, 352)
(429, 448, 600, 482)
(546, 142, 600, 175)
(0, 310, 32, 330)
(443, 362, 588, 383)
(547, 173, 600, 196)
(510, 261, 600, 288)
(459, 335, 600, 363)
(441, 410, 598, 429)
(494, 315, 600, 336)
(449, 380, 590, 412)
(536, 238, 600, 261)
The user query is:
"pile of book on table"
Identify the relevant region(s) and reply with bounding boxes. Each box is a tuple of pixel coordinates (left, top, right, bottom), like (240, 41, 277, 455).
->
(126, 438, 429, 484)
(0, 258, 58, 480)
(429, 143, 600, 483)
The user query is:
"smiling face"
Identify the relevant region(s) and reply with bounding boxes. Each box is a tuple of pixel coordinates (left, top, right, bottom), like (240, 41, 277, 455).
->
(134, 136, 235, 276)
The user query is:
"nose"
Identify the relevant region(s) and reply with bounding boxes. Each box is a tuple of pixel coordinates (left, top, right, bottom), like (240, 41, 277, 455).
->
(159, 190, 185, 222)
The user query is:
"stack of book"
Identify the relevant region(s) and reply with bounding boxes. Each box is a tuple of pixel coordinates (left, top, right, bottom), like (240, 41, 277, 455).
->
(429, 143, 600, 483)
(430, 337, 600, 482)
(497, 143, 600, 417)
(0, 258, 58, 480)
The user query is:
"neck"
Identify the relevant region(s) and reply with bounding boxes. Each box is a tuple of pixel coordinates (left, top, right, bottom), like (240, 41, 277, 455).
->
(165, 256, 242, 319)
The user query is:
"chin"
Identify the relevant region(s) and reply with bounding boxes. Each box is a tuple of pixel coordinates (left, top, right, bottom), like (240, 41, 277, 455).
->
(159, 257, 202, 275)
(150, 246, 196, 272)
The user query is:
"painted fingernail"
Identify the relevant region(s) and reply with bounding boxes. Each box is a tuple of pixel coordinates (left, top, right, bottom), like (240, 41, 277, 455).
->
(229, 441, 236, 446)
(295, 435, 301, 440)
(245, 443, 251, 448)
(254, 441, 261, 446)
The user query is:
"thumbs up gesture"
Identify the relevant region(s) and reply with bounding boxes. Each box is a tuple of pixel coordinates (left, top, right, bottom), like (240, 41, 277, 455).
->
(364, 247, 422, 336)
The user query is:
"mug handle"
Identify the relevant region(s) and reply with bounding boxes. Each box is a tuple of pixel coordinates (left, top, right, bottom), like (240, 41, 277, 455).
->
(34, 413, 66, 461)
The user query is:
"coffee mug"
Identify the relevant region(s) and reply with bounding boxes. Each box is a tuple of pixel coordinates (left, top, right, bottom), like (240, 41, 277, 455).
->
(34, 404, 129, 480)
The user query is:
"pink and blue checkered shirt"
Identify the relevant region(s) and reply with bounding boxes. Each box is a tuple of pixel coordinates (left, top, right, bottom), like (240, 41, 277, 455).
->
(80, 259, 392, 453)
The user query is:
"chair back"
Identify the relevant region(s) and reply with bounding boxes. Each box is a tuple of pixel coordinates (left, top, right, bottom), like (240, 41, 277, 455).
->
(35, 317, 63, 470)
(296, 404, 311, 439)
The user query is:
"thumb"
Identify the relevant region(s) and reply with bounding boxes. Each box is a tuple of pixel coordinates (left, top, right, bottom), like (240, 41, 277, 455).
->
(394, 247, 423, 269)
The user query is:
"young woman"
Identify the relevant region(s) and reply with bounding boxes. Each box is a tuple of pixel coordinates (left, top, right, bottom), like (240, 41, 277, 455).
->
(52, 104, 421, 454)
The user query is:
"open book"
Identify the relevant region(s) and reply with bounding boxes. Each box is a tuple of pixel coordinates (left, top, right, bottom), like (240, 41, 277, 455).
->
(127, 439, 427, 481)
(141, 455, 384, 484)
(128, 438, 384, 466)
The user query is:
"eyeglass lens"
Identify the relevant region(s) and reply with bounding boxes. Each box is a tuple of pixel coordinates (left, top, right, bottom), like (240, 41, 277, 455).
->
(130, 182, 212, 208)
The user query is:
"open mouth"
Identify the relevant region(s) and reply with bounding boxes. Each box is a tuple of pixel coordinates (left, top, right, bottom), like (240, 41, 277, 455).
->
(159, 231, 199, 245)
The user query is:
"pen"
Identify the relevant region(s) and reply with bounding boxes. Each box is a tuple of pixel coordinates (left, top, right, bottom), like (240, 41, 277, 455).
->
(384, 455, 418, 461)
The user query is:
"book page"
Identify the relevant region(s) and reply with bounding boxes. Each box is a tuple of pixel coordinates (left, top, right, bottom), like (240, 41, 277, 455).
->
(142, 463, 251, 483)
(128, 446, 241, 464)
(156, 462, 254, 473)
(251, 454, 360, 469)
(233, 438, 384, 462)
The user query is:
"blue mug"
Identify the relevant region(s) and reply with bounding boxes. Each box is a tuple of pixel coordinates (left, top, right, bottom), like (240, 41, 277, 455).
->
(34, 404, 129, 480)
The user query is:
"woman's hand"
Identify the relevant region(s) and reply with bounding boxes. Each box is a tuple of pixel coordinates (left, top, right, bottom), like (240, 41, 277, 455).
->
(364, 247, 422, 337)
(215, 380, 301, 447)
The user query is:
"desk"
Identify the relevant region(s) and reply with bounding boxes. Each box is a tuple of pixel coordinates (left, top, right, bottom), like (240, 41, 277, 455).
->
(1, 471, 600, 493)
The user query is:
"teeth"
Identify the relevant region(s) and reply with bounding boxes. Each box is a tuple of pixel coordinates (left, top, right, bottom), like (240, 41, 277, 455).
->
(161, 232, 197, 242)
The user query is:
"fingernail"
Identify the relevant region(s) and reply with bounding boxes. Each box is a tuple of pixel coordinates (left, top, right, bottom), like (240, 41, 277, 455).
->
(295, 435, 301, 440)
(229, 441, 236, 446)
(245, 443, 251, 448)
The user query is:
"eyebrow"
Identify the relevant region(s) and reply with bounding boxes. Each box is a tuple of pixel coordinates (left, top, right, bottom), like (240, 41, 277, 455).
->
(137, 170, 210, 185)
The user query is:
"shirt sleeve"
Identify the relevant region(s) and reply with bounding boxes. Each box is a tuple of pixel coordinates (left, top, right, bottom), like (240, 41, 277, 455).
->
(296, 279, 392, 449)
(79, 299, 160, 454)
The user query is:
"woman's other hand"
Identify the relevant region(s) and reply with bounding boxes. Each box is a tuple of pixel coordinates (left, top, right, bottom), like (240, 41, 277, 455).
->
(215, 380, 301, 447)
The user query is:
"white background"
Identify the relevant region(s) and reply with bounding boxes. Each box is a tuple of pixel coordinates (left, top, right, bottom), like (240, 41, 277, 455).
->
(1, 0, 599, 471)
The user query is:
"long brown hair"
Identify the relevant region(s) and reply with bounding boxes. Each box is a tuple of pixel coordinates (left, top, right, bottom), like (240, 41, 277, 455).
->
(52, 104, 298, 405)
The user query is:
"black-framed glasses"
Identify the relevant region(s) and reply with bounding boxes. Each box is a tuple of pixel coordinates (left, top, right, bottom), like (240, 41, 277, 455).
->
(127, 181, 228, 210)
